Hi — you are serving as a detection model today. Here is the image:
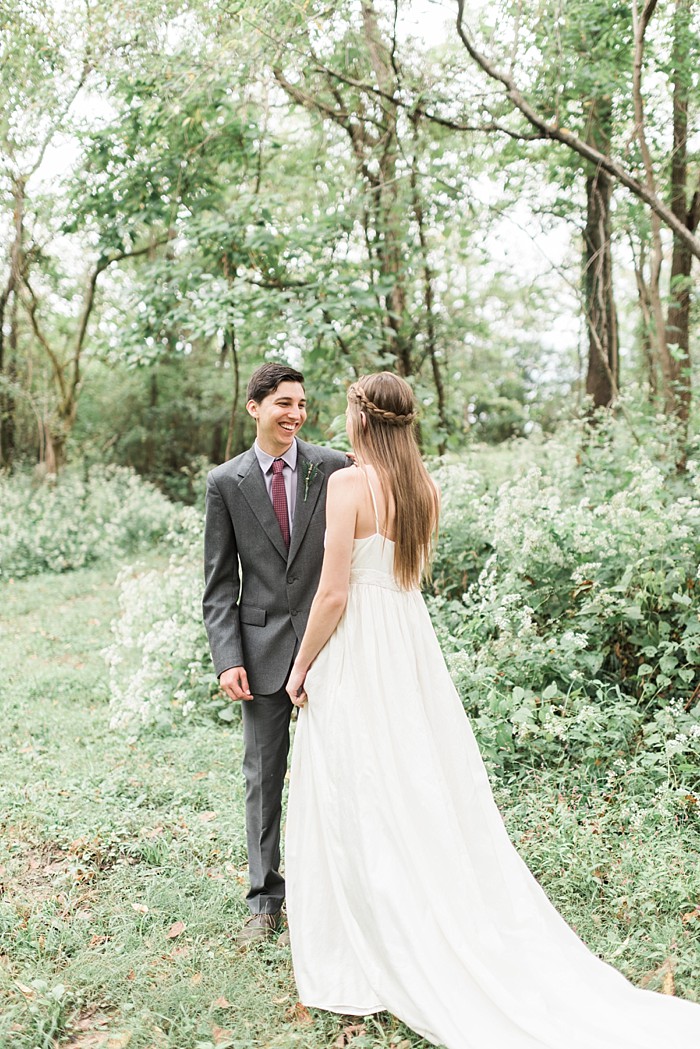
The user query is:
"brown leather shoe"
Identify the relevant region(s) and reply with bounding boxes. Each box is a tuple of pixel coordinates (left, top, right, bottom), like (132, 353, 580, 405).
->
(235, 911, 281, 947)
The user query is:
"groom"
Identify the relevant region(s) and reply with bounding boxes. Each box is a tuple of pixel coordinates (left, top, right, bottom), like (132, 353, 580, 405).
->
(203, 362, 348, 944)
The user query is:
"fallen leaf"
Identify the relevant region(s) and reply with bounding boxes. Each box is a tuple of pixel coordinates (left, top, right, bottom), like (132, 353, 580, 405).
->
(191, 972, 203, 986)
(71, 1010, 111, 1033)
(287, 1002, 313, 1025)
(640, 956, 677, 995)
(272, 994, 291, 1004)
(63, 1032, 130, 1049)
(166, 921, 186, 939)
(62, 1036, 110, 1048)
(334, 1023, 366, 1047)
(15, 981, 34, 997)
(212, 1025, 234, 1044)
(681, 906, 700, 923)
(140, 826, 164, 839)
(170, 946, 190, 959)
(198, 811, 217, 823)
(131, 903, 148, 914)
(212, 996, 232, 1009)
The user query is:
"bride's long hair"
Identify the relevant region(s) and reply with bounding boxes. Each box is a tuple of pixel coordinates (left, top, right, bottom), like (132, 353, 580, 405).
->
(347, 372, 439, 590)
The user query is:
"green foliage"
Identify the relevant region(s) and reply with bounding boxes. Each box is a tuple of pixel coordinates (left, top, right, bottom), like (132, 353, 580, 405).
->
(105, 510, 219, 732)
(429, 416, 700, 777)
(0, 466, 181, 580)
(70, 356, 244, 502)
(0, 0, 81, 164)
(3, 0, 700, 481)
(102, 414, 700, 796)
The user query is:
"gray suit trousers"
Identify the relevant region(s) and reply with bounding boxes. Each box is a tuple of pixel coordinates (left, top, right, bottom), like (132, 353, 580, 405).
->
(241, 686, 294, 914)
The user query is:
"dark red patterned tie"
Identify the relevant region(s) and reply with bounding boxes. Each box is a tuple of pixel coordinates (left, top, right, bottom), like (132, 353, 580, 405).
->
(271, 458, 290, 548)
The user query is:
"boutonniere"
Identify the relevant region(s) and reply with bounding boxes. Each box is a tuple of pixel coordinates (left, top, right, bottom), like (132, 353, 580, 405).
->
(303, 462, 317, 500)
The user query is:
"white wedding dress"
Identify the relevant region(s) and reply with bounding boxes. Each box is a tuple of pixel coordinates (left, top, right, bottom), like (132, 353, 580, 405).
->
(285, 479, 699, 1049)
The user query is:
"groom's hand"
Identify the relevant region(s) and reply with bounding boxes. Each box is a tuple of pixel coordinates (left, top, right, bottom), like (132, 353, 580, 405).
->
(220, 666, 253, 701)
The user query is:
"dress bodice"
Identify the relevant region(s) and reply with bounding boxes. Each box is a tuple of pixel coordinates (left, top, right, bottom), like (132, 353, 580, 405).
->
(350, 534, 401, 591)
(349, 469, 403, 590)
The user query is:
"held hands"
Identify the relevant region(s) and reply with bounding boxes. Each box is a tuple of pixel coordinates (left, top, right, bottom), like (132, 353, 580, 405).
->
(220, 666, 253, 701)
(286, 664, 308, 708)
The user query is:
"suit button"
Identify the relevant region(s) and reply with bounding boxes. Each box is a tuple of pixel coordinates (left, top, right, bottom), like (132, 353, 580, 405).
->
(288, 575, 296, 584)
(291, 609, 298, 616)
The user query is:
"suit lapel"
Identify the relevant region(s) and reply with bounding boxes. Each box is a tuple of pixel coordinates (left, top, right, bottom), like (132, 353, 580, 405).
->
(288, 442, 325, 567)
(237, 448, 289, 561)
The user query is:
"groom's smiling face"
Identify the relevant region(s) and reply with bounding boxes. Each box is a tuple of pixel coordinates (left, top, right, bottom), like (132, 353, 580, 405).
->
(247, 381, 307, 456)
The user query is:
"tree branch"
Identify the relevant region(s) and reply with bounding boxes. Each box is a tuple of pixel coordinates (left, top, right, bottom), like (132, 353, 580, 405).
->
(251, 13, 542, 143)
(28, 60, 92, 179)
(631, 0, 658, 198)
(309, 59, 543, 140)
(72, 234, 177, 384)
(20, 279, 68, 402)
(454, 0, 700, 260)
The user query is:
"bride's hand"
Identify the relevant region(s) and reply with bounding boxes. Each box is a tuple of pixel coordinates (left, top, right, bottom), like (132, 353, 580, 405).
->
(286, 665, 308, 707)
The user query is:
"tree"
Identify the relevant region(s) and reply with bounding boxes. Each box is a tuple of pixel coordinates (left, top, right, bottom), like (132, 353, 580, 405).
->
(451, 0, 698, 427)
(0, 2, 89, 468)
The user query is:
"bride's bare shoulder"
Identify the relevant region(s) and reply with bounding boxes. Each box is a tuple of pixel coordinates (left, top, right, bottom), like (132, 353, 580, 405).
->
(326, 466, 363, 524)
(328, 464, 361, 490)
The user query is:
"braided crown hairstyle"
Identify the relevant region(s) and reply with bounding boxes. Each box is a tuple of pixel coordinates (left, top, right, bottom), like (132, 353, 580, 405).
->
(347, 372, 439, 590)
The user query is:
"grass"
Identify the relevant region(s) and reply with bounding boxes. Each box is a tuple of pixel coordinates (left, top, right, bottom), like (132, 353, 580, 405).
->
(0, 559, 426, 1049)
(0, 556, 698, 1048)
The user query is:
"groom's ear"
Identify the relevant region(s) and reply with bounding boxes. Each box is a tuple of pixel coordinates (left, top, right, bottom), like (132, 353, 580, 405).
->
(246, 398, 259, 419)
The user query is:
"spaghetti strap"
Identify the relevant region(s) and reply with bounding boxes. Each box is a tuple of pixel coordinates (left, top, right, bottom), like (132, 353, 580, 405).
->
(360, 467, 381, 534)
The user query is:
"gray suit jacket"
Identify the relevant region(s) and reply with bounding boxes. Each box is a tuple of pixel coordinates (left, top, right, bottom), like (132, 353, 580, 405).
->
(202, 437, 348, 694)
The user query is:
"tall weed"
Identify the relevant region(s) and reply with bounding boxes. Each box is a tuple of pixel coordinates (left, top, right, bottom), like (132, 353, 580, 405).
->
(430, 418, 700, 779)
(0, 466, 181, 580)
(105, 416, 700, 788)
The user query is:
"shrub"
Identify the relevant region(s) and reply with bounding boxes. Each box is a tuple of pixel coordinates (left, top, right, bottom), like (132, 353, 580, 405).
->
(105, 415, 700, 794)
(0, 466, 182, 580)
(429, 419, 700, 778)
(104, 509, 223, 732)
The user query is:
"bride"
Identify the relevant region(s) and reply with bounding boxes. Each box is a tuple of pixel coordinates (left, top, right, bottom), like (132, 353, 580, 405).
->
(283, 372, 698, 1049)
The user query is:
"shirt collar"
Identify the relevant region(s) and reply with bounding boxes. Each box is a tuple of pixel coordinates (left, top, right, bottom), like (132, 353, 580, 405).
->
(254, 438, 298, 474)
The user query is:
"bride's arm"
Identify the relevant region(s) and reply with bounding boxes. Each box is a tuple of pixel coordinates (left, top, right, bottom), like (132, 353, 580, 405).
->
(286, 469, 358, 704)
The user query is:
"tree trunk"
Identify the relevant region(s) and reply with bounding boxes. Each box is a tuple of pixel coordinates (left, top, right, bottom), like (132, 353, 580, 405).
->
(360, 0, 411, 376)
(224, 323, 240, 462)
(409, 119, 448, 453)
(583, 107, 619, 409)
(0, 282, 18, 469)
(665, 0, 697, 427)
(0, 178, 26, 468)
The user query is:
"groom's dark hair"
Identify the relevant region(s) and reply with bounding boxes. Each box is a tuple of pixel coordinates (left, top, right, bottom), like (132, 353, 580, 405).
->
(247, 363, 305, 404)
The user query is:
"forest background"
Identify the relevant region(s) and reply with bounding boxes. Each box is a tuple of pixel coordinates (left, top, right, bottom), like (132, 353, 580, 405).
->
(0, 1, 699, 1047)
